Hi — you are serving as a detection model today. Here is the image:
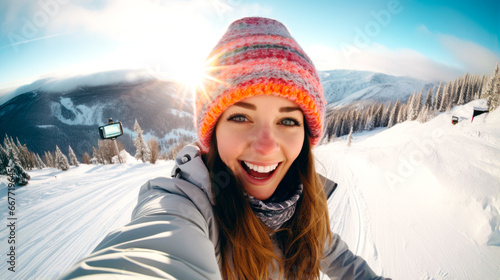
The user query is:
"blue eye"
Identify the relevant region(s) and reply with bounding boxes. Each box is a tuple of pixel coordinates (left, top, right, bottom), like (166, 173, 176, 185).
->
(281, 118, 300, 126)
(227, 114, 249, 122)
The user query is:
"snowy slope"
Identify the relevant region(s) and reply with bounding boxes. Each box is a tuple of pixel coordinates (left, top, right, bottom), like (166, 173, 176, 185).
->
(0, 157, 176, 279)
(1, 100, 499, 279)
(315, 99, 500, 279)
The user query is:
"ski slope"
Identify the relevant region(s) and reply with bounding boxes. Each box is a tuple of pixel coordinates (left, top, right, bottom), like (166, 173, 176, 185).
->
(1, 100, 499, 279)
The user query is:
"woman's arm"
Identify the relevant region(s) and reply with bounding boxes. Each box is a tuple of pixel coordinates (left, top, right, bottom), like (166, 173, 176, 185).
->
(321, 233, 390, 280)
(60, 177, 221, 279)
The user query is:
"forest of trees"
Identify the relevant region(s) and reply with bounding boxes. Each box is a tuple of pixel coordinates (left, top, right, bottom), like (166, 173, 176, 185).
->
(323, 64, 500, 143)
(0, 119, 180, 185)
(2, 64, 499, 185)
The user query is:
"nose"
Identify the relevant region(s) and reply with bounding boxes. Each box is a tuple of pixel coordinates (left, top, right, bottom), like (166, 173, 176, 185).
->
(251, 126, 280, 155)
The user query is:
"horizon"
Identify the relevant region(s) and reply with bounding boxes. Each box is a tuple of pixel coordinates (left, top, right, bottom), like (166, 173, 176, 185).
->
(0, 0, 498, 91)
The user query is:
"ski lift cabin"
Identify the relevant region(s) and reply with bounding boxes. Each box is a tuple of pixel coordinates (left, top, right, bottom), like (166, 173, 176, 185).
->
(471, 107, 489, 122)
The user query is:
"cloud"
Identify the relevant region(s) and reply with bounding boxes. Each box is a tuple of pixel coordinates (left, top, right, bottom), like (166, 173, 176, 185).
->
(0, 0, 270, 84)
(416, 24, 431, 35)
(307, 44, 463, 82)
(438, 34, 500, 76)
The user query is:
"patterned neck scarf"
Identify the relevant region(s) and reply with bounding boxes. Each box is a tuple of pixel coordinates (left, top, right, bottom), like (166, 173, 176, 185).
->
(244, 184, 303, 230)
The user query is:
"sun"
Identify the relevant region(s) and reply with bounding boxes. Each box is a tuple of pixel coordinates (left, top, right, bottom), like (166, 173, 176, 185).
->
(171, 59, 207, 90)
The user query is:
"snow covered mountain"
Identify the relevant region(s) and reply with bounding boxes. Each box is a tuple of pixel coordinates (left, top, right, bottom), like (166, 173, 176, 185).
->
(0, 76, 195, 159)
(0, 99, 498, 279)
(0, 69, 436, 159)
(320, 69, 437, 107)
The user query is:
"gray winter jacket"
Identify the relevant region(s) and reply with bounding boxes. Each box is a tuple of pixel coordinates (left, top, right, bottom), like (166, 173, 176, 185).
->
(61, 144, 387, 280)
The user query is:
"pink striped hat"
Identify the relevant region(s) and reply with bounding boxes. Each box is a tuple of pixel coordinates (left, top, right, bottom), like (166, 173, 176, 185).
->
(195, 17, 325, 152)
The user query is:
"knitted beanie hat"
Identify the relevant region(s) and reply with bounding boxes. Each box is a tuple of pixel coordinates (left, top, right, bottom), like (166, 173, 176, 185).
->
(195, 17, 325, 151)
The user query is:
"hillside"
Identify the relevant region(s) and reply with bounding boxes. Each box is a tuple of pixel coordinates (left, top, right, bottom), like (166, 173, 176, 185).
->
(320, 69, 437, 107)
(0, 78, 195, 159)
(0, 99, 498, 279)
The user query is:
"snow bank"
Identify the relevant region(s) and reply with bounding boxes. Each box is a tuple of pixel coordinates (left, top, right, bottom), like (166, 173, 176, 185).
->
(315, 99, 500, 279)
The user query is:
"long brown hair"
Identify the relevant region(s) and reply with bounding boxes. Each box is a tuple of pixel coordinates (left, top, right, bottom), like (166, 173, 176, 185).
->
(205, 130, 332, 279)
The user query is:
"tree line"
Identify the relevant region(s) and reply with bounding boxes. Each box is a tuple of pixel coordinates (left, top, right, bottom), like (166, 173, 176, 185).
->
(0, 134, 77, 185)
(323, 64, 500, 142)
(0, 118, 195, 185)
(80, 119, 191, 165)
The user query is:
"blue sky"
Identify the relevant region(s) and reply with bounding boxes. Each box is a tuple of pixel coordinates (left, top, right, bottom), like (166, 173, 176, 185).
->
(0, 0, 498, 91)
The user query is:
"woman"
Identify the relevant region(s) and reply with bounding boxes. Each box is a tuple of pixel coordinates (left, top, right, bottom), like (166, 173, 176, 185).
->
(62, 17, 388, 279)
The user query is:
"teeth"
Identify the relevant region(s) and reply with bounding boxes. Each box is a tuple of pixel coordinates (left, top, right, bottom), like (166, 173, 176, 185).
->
(244, 162, 278, 173)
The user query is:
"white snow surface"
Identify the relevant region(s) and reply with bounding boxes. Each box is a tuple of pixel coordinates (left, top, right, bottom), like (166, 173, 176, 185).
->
(1, 100, 499, 279)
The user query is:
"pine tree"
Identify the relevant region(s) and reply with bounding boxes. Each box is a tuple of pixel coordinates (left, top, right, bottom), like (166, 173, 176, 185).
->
(7, 158, 30, 185)
(418, 106, 430, 123)
(55, 145, 70, 171)
(433, 82, 443, 111)
(414, 89, 423, 120)
(357, 110, 366, 133)
(364, 115, 375, 131)
(483, 63, 500, 111)
(134, 119, 151, 163)
(68, 145, 80, 167)
(373, 103, 383, 128)
(15, 138, 34, 170)
(43, 152, 50, 167)
(424, 87, 433, 111)
(353, 110, 361, 132)
(4, 136, 21, 167)
(5, 136, 19, 161)
(451, 79, 460, 106)
(397, 103, 407, 124)
(325, 116, 336, 142)
(381, 102, 391, 127)
(388, 100, 400, 128)
(418, 87, 434, 122)
(438, 82, 450, 112)
(34, 153, 46, 169)
(457, 73, 470, 105)
(406, 92, 415, 121)
(347, 126, 353, 147)
(0, 144, 8, 175)
(43, 151, 55, 168)
(4, 136, 30, 185)
(477, 74, 487, 100)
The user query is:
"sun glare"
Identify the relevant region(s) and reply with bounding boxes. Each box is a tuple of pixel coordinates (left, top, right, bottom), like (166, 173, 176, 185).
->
(171, 59, 207, 90)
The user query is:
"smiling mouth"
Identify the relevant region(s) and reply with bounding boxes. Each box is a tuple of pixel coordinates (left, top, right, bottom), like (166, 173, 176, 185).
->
(240, 161, 280, 179)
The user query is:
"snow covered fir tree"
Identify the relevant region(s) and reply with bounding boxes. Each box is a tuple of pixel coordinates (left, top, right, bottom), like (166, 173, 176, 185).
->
(0, 135, 32, 185)
(483, 63, 500, 111)
(55, 145, 70, 171)
(68, 145, 80, 167)
(133, 119, 151, 163)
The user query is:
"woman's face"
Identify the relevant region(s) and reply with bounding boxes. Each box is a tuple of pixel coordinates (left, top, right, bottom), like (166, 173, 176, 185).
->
(215, 95, 305, 200)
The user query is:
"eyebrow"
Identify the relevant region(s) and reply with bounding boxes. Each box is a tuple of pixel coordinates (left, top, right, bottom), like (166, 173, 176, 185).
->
(279, 106, 301, 113)
(234, 101, 301, 113)
(234, 102, 256, 110)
